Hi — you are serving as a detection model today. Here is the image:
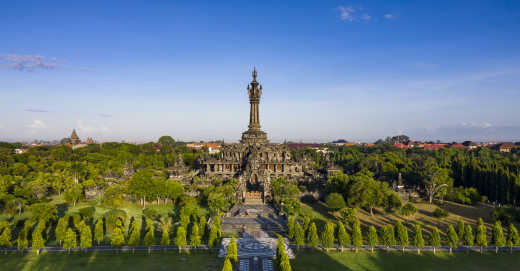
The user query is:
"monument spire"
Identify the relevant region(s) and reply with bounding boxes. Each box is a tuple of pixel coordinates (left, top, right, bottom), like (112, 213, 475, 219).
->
(241, 68, 268, 145)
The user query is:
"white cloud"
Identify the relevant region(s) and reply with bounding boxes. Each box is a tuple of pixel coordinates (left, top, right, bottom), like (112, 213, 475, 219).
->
(0, 124, 4, 129)
(26, 120, 47, 129)
(337, 6, 372, 22)
(384, 13, 394, 19)
(337, 6, 356, 21)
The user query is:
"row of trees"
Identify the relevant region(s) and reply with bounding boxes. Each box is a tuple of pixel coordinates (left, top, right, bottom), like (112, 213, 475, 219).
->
(286, 216, 520, 254)
(0, 212, 224, 253)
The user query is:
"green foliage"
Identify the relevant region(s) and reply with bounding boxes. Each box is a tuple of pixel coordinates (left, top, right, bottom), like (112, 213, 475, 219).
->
(271, 177, 301, 214)
(190, 224, 201, 247)
(279, 252, 292, 271)
(399, 203, 417, 217)
(307, 222, 319, 249)
(17, 229, 28, 251)
(31, 228, 45, 253)
(55, 217, 68, 246)
(294, 223, 305, 248)
(381, 225, 396, 247)
(174, 226, 187, 249)
(143, 208, 160, 219)
(385, 192, 402, 212)
(111, 227, 125, 248)
(198, 216, 207, 240)
(413, 223, 424, 250)
(302, 216, 311, 233)
(340, 208, 357, 224)
(79, 223, 92, 250)
(456, 220, 465, 243)
(94, 219, 104, 245)
(325, 193, 346, 211)
(446, 225, 458, 251)
(446, 187, 482, 205)
(63, 228, 77, 251)
(128, 220, 141, 247)
(221, 258, 233, 271)
(395, 221, 409, 249)
(433, 208, 449, 218)
(160, 225, 170, 246)
(288, 216, 296, 240)
(490, 207, 520, 225)
(144, 227, 155, 248)
(476, 218, 487, 252)
(367, 226, 378, 251)
(464, 225, 474, 246)
(321, 221, 335, 249)
(79, 206, 96, 220)
(352, 218, 363, 250)
(337, 222, 351, 248)
(226, 236, 238, 264)
(208, 224, 218, 247)
(492, 221, 506, 249)
(29, 202, 57, 223)
(430, 227, 441, 248)
(0, 226, 12, 249)
(507, 223, 520, 248)
(103, 209, 126, 233)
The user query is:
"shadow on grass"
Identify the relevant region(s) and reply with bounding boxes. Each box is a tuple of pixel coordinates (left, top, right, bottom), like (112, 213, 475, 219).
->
(1, 250, 220, 271)
(293, 250, 520, 271)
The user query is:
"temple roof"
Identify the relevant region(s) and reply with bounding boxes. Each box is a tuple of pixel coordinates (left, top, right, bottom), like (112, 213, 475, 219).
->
(70, 129, 79, 140)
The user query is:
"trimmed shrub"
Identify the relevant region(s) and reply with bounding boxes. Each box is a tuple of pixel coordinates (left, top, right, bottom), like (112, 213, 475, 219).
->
(399, 203, 417, 217)
(433, 208, 449, 218)
(79, 206, 96, 220)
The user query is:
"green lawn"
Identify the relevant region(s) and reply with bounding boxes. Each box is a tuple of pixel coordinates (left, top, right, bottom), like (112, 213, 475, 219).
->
(0, 251, 220, 271)
(292, 251, 520, 271)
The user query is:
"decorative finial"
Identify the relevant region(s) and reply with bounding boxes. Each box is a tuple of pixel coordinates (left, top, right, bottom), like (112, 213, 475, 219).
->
(252, 67, 257, 81)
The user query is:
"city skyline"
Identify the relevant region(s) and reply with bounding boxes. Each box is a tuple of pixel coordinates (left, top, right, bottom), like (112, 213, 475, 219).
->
(2, 1, 520, 143)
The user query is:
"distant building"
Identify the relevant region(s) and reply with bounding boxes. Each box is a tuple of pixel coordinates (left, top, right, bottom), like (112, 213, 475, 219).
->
(495, 142, 516, 153)
(14, 148, 28, 154)
(70, 129, 81, 145)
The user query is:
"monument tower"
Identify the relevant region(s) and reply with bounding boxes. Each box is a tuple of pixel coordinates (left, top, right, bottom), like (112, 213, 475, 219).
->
(241, 67, 268, 145)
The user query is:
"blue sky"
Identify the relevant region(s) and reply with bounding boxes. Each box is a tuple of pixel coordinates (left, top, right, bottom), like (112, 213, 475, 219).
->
(1, 0, 519, 143)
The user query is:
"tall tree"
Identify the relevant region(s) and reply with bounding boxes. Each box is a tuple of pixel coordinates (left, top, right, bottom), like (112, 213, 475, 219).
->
(464, 225, 474, 248)
(0, 226, 12, 253)
(294, 223, 305, 250)
(111, 227, 125, 251)
(307, 222, 319, 249)
(226, 236, 238, 265)
(127, 220, 141, 253)
(144, 226, 155, 254)
(17, 229, 28, 254)
(506, 223, 520, 254)
(288, 216, 296, 240)
(476, 218, 487, 254)
(279, 252, 292, 271)
(94, 219, 104, 245)
(413, 223, 424, 255)
(79, 223, 92, 253)
(208, 224, 219, 247)
(55, 217, 67, 247)
(63, 228, 77, 254)
(337, 222, 351, 252)
(190, 224, 201, 247)
(221, 258, 233, 271)
(31, 229, 44, 255)
(367, 226, 378, 253)
(446, 225, 458, 254)
(321, 222, 335, 251)
(381, 225, 396, 249)
(456, 220, 465, 246)
(160, 217, 171, 250)
(430, 227, 441, 254)
(174, 226, 187, 253)
(198, 216, 207, 240)
(395, 221, 409, 253)
(352, 218, 363, 253)
(492, 221, 505, 254)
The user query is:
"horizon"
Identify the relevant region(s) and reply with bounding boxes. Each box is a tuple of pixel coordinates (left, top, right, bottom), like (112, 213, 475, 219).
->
(2, 1, 520, 143)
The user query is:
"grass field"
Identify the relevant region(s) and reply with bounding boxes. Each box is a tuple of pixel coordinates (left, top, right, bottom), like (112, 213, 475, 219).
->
(292, 251, 520, 271)
(0, 251, 220, 271)
(299, 200, 502, 238)
(2, 250, 519, 271)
